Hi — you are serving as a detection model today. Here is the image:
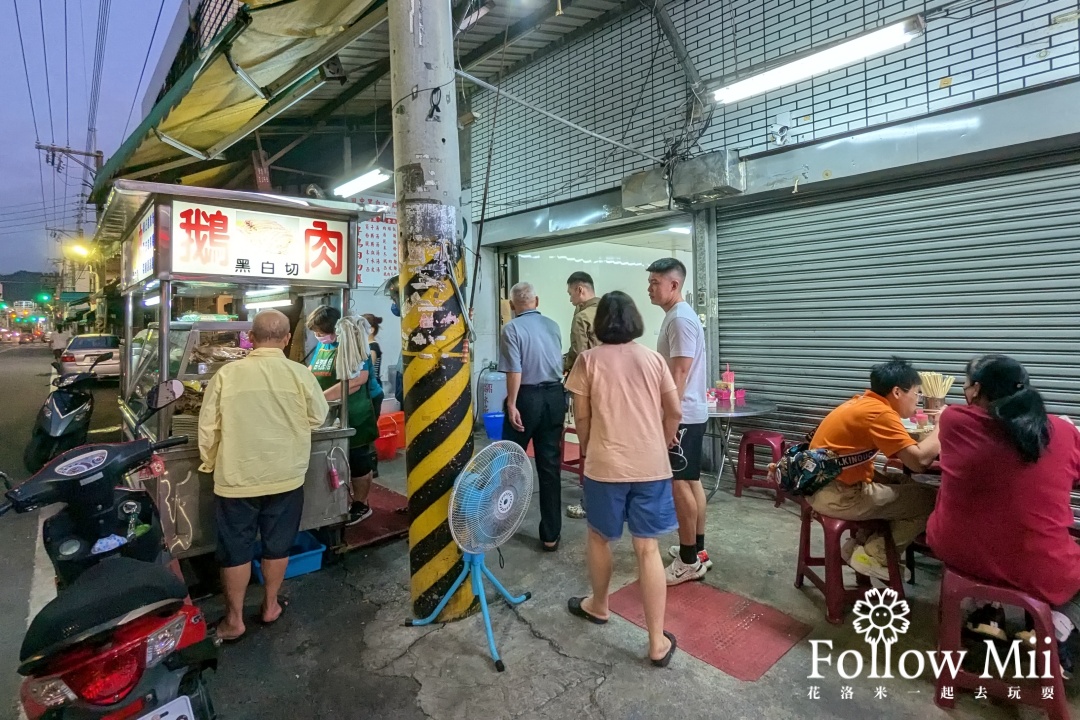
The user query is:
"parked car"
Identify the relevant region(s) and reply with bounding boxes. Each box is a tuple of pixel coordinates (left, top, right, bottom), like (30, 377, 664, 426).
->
(18, 333, 31, 345)
(58, 334, 122, 378)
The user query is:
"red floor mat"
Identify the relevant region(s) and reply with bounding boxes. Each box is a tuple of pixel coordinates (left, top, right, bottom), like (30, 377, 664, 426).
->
(608, 580, 812, 681)
(342, 484, 409, 549)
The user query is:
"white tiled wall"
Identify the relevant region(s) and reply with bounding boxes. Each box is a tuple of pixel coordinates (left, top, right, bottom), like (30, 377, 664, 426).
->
(470, 0, 1080, 217)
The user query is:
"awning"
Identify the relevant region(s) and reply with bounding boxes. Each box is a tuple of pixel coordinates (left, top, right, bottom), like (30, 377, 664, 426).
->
(60, 292, 89, 304)
(91, 0, 380, 202)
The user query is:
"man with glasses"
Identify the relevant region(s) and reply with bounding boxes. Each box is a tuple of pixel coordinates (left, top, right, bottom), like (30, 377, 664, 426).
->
(808, 357, 942, 581)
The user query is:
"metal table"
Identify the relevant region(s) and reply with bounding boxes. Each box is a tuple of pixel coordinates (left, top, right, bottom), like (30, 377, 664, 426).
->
(701, 400, 779, 500)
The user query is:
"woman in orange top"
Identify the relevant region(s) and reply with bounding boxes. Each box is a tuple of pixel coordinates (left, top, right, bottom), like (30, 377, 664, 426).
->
(564, 291, 683, 667)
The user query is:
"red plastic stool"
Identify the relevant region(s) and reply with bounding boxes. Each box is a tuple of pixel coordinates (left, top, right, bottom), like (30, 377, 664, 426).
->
(560, 426, 584, 486)
(794, 504, 906, 624)
(735, 430, 787, 507)
(936, 567, 1069, 719)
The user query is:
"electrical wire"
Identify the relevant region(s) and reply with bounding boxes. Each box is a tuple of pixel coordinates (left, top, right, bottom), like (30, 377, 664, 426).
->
(123, 0, 167, 139)
(37, 0, 55, 143)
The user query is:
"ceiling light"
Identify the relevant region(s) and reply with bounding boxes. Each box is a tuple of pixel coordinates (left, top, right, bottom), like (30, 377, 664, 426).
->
(143, 296, 161, 307)
(713, 15, 925, 105)
(334, 169, 392, 198)
(666, 227, 692, 235)
(244, 286, 288, 298)
(245, 298, 294, 310)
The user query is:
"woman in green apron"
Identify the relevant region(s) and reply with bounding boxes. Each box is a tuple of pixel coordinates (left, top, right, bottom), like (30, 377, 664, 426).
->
(307, 306, 379, 525)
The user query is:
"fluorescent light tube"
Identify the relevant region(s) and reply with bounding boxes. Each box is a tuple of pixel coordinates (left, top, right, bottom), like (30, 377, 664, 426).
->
(459, 1, 493, 33)
(245, 298, 294, 310)
(334, 169, 392, 198)
(143, 296, 161, 307)
(244, 285, 288, 298)
(713, 16, 925, 105)
(667, 227, 692, 235)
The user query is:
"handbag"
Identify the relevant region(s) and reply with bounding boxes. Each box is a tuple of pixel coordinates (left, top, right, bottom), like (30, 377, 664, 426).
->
(771, 429, 877, 497)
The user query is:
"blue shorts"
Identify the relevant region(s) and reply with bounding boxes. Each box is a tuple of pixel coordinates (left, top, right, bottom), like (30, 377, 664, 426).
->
(583, 478, 678, 541)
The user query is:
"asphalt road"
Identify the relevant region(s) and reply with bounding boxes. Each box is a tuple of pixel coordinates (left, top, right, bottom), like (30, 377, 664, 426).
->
(0, 343, 120, 720)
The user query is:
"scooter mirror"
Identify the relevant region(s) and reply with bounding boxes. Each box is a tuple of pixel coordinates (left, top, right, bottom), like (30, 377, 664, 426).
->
(147, 380, 185, 410)
(94, 351, 114, 363)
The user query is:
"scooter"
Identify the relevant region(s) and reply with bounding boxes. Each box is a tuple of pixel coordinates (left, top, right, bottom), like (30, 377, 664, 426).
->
(1, 380, 218, 720)
(24, 352, 113, 474)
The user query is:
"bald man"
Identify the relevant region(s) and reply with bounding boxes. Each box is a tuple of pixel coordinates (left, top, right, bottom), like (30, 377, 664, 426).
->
(198, 309, 329, 642)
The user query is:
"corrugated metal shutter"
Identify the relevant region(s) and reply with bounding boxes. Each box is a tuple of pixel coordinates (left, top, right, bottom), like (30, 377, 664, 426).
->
(716, 163, 1080, 443)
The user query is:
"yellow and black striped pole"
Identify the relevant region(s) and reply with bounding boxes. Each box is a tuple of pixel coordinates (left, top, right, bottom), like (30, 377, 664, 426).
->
(389, 0, 476, 621)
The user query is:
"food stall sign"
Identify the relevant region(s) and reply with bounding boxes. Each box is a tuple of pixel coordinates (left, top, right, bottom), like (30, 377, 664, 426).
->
(354, 193, 399, 288)
(123, 207, 156, 289)
(171, 200, 349, 284)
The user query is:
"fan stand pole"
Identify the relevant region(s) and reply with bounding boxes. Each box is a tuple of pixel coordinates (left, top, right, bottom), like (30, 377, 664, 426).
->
(409, 552, 531, 672)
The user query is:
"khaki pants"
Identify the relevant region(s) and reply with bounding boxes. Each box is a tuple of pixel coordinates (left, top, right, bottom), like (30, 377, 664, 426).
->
(809, 472, 937, 567)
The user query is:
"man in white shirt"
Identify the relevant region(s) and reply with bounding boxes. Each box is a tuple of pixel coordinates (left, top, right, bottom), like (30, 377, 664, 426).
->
(648, 258, 711, 585)
(51, 325, 71, 360)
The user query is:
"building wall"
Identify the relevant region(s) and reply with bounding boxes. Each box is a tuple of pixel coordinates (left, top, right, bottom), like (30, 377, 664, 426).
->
(470, 0, 1080, 217)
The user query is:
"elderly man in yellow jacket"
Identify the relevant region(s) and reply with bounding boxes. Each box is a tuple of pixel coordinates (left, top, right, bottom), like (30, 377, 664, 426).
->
(198, 309, 329, 642)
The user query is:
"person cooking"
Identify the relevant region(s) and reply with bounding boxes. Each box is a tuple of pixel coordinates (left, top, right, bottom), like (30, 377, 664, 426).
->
(307, 306, 379, 526)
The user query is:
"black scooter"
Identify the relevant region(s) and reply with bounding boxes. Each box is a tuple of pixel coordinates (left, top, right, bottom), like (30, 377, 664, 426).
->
(24, 352, 113, 474)
(1, 380, 218, 720)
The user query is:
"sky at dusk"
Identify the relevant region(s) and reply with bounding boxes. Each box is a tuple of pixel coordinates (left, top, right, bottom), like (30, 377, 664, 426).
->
(0, 0, 183, 274)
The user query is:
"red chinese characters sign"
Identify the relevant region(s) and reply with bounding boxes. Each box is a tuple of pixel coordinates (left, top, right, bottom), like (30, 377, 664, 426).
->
(171, 201, 349, 284)
(354, 193, 399, 287)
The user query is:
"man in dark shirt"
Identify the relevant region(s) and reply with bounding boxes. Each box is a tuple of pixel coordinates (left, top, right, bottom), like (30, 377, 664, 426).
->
(499, 281, 565, 551)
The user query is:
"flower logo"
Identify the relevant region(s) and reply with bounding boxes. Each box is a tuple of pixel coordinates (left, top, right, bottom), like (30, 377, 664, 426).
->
(853, 587, 911, 646)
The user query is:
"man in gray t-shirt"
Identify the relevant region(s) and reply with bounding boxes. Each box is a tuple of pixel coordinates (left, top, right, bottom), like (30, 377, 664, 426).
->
(498, 281, 566, 550)
(648, 258, 711, 586)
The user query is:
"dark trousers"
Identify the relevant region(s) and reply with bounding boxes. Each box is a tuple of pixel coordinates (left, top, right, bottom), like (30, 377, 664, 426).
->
(503, 384, 565, 543)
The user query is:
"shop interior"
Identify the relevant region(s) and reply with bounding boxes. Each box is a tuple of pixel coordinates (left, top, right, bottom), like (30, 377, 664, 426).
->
(508, 223, 695, 346)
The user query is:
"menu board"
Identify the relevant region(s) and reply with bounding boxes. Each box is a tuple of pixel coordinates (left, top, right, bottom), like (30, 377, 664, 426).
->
(356, 193, 398, 287)
(171, 200, 349, 285)
(123, 207, 156, 289)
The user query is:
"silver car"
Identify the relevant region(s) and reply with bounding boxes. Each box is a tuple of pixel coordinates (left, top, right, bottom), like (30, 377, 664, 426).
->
(59, 334, 122, 378)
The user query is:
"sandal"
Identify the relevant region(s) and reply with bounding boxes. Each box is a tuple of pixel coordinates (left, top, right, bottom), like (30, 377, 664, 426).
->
(567, 596, 608, 625)
(211, 623, 245, 644)
(650, 631, 677, 668)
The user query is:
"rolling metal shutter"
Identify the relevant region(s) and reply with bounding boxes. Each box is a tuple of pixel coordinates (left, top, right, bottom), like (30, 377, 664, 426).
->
(716, 163, 1080, 442)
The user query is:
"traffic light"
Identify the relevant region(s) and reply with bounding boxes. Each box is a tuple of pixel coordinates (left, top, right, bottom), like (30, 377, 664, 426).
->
(37, 293, 51, 302)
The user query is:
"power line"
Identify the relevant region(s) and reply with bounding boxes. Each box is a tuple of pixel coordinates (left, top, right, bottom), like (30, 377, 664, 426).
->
(123, 0, 167, 139)
(12, 0, 41, 141)
(83, 0, 112, 196)
(64, 0, 70, 147)
(0, 198, 82, 211)
(37, 0, 56, 143)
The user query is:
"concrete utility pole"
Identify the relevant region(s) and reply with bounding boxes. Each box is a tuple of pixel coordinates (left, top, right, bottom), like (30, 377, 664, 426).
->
(388, 0, 476, 620)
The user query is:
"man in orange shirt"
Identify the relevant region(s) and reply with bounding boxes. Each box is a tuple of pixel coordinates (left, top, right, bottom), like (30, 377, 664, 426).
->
(809, 357, 941, 580)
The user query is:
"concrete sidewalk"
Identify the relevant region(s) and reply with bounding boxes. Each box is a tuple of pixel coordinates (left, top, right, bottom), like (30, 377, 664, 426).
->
(201, 435, 1076, 719)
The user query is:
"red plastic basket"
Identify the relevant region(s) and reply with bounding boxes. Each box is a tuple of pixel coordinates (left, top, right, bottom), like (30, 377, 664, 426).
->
(374, 416, 399, 461)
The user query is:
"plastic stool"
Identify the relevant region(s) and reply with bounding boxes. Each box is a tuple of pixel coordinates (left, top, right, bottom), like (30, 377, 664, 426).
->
(794, 504, 906, 624)
(936, 567, 1069, 719)
(735, 430, 787, 507)
(560, 426, 584, 487)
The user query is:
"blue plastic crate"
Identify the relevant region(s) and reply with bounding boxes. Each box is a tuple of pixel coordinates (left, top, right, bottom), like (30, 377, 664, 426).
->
(252, 531, 326, 584)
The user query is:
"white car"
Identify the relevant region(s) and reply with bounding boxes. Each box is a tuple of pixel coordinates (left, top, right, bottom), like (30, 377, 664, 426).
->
(59, 334, 122, 379)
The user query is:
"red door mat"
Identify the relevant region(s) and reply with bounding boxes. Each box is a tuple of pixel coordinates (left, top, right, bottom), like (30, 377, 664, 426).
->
(608, 581, 812, 681)
(343, 484, 409, 549)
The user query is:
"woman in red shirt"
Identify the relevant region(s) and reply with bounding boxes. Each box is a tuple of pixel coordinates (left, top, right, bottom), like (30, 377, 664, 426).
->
(927, 355, 1080, 673)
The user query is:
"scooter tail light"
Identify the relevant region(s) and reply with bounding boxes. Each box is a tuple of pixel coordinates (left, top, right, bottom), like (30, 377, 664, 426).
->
(64, 646, 143, 705)
(24, 677, 77, 708)
(145, 615, 186, 668)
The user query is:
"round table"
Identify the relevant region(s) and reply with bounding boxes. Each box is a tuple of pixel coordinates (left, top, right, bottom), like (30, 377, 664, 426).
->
(702, 400, 779, 500)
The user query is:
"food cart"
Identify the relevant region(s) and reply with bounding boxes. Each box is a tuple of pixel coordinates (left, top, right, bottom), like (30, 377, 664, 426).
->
(96, 180, 365, 559)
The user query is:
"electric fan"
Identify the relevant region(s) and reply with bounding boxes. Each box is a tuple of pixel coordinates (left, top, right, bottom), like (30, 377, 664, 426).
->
(410, 440, 533, 671)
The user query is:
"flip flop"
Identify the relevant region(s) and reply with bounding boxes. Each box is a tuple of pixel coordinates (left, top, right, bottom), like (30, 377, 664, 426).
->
(260, 598, 289, 626)
(210, 624, 245, 644)
(567, 596, 608, 625)
(650, 631, 677, 668)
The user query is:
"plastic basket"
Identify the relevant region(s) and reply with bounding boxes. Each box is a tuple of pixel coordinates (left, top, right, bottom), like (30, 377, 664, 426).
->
(375, 415, 399, 460)
(483, 412, 504, 440)
(252, 531, 325, 584)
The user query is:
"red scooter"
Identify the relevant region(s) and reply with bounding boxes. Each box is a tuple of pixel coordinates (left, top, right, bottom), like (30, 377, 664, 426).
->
(1, 381, 218, 719)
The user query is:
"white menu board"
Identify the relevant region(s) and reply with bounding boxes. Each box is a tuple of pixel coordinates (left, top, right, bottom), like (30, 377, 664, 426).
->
(124, 207, 156, 289)
(355, 193, 398, 287)
(171, 200, 349, 284)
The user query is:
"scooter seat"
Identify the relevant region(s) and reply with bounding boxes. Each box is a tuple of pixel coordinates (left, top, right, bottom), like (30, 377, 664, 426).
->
(20, 557, 188, 665)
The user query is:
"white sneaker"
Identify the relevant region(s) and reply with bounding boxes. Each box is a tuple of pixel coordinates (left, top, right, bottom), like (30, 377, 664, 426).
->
(846, 545, 891, 582)
(667, 545, 713, 570)
(665, 558, 706, 586)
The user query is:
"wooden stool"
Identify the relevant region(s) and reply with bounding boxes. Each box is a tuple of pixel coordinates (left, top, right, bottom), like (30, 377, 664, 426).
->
(795, 504, 906, 624)
(735, 430, 787, 507)
(936, 567, 1069, 720)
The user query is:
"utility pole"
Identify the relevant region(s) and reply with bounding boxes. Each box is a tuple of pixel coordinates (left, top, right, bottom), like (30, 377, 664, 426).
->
(389, 0, 476, 621)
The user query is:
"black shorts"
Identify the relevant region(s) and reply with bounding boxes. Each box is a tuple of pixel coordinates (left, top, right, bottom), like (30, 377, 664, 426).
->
(670, 422, 706, 481)
(215, 486, 304, 568)
(350, 444, 378, 478)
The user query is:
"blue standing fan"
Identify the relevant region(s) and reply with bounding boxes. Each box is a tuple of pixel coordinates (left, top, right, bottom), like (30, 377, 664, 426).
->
(410, 440, 533, 672)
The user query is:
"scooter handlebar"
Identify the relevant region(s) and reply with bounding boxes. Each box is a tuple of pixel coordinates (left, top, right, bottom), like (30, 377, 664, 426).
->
(152, 436, 189, 451)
